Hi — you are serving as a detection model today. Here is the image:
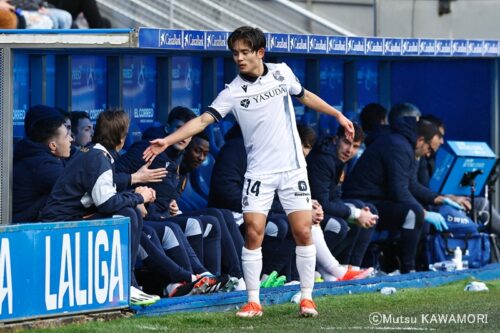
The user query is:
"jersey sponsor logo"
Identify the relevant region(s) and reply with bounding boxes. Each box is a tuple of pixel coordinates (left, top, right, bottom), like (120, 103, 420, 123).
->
(272, 70, 284, 82)
(250, 85, 287, 104)
(240, 99, 250, 108)
(241, 85, 248, 93)
(298, 181, 308, 191)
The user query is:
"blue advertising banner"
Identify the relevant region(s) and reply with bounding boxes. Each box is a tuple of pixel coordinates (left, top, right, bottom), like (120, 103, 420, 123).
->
(136, 28, 500, 59)
(308, 35, 328, 54)
(0, 218, 130, 322)
(267, 33, 289, 53)
(468, 40, 484, 56)
(122, 55, 157, 132)
(483, 40, 499, 57)
(171, 56, 202, 115)
(71, 55, 107, 122)
(328, 36, 347, 54)
(289, 34, 309, 53)
(402, 38, 419, 56)
(365, 38, 384, 56)
(419, 39, 436, 56)
(347, 37, 365, 55)
(451, 40, 468, 56)
(384, 38, 402, 56)
(13, 54, 29, 140)
(205, 31, 227, 50)
(183, 30, 205, 50)
(435, 40, 452, 56)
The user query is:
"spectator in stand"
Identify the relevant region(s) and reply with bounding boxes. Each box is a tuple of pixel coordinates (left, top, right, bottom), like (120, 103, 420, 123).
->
(0, 0, 17, 28)
(47, 0, 110, 28)
(12, 0, 72, 29)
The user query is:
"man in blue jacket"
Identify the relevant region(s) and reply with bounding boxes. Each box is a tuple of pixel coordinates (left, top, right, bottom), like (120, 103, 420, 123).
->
(13, 107, 72, 222)
(307, 123, 378, 270)
(343, 115, 447, 273)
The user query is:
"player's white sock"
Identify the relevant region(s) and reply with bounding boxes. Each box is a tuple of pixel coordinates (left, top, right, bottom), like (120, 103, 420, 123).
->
(242, 247, 262, 304)
(296, 244, 316, 301)
(311, 225, 347, 278)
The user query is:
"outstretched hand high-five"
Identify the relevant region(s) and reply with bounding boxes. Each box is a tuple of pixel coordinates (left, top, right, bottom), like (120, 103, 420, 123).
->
(143, 138, 169, 162)
(338, 114, 355, 141)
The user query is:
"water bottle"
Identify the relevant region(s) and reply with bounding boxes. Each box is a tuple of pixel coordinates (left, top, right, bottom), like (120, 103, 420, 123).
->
(453, 247, 463, 270)
(380, 287, 397, 295)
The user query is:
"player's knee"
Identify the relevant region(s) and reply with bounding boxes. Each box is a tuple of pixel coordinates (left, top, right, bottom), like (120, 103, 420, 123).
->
(292, 226, 312, 246)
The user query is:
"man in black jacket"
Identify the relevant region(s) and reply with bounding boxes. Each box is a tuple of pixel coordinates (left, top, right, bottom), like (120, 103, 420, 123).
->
(307, 123, 378, 269)
(343, 115, 447, 273)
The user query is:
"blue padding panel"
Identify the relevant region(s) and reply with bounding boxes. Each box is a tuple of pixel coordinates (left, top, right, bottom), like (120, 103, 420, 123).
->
(178, 179, 207, 211)
(190, 154, 215, 200)
(391, 60, 492, 143)
(132, 263, 500, 316)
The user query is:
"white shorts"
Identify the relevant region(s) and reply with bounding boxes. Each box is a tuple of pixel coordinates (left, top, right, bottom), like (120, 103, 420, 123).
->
(242, 168, 312, 215)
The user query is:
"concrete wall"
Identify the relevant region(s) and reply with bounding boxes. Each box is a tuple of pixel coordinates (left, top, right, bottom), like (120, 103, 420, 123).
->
(253, 0, 500, 38)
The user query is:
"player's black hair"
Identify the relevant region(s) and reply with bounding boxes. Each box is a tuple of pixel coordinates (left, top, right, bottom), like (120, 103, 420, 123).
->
(227, 26, 266, 52)
(167, 106, 197, 125)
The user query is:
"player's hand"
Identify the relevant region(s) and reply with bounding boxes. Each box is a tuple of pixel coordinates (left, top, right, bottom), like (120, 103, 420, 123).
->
(131, 160, 168, 184)
(169, 200, 179, 216)
(312, 200, 323, 224)
(137, 203, 148, 218)
(338, 114, 354, 141)
(143, 138, 169, 162)
(135, 186, 156, 203)
(357, 207, 378, 228)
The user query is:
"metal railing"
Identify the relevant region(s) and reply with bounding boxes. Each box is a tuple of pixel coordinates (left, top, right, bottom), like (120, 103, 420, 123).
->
(96, 0, 354, 35)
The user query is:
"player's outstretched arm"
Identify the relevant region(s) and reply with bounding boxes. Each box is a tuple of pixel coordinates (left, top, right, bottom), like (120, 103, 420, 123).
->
(143, 112, 215, 162)
(298, 89, 354, 140)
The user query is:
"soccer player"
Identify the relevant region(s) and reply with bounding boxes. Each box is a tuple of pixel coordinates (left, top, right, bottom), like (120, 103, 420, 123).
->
(144, 26, 354, 318)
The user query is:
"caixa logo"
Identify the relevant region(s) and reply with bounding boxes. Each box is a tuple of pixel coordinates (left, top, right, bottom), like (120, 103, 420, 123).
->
(159, 32, 181, 47)
(446, 215, 470, 224)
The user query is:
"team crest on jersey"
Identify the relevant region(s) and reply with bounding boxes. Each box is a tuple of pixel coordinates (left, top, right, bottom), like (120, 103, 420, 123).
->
(240, 99, 250, 108)
(298, 181, 308, 191)
(241, 85, 248, 93)
(242, 196, 249, 207)
(273, 70, 284, 82)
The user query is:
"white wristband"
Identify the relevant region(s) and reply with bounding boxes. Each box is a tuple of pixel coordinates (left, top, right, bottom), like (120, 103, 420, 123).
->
(349, 207, 361, 220)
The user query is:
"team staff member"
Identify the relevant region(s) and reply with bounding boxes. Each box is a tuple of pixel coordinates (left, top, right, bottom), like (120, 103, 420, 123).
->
(143, 26, 354, 318)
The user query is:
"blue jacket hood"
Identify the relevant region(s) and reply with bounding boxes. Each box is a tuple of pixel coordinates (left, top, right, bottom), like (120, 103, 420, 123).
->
(14, 138, 52, 162)
(390, 116, 417, 148)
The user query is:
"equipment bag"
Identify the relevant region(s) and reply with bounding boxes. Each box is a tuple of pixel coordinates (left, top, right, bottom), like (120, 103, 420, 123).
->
(425, 205, 491, 268)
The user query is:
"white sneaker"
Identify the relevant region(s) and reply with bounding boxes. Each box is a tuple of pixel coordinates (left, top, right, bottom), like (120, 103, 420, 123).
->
(234, 277, 246, 291)
(130, 286, 160, 306)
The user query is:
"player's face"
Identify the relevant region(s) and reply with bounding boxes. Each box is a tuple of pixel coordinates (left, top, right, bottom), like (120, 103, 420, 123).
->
(415, 137, 430, 158)
(336, 136, 361, 163)
(429, 133, 441, 155)
(168, 119, 192, 150)
(231, 40, 265, 77)
(302, 145, 312, 157)
(51, 124, 73, 158)
(74, 118, 94, 148)
(186, 138, 209, 171)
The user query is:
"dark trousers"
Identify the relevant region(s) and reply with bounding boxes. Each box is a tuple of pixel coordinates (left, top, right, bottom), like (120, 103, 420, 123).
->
(372, 200, 425, 273)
